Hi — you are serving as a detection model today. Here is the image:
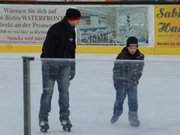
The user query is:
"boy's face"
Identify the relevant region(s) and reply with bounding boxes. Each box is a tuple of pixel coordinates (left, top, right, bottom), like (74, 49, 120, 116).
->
(127, 44, 138, 55)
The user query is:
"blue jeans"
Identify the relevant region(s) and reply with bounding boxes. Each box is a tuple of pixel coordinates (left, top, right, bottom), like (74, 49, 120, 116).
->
(39, 61, 71, 122)
(113, 81, 138, 116)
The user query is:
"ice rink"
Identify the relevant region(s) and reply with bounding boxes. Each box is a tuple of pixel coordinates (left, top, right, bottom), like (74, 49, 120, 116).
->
(0, 54, 180, 135)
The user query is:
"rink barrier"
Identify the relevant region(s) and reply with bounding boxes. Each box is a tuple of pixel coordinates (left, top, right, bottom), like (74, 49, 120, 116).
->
(0, 45, 180, 55)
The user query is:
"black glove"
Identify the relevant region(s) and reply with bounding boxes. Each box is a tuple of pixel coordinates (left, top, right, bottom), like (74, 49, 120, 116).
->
(113, 81, 119, 90)
(130, 76, 139, 85)
(69, 62, 76, 80)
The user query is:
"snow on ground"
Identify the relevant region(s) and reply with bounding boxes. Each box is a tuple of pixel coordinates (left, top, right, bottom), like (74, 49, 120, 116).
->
(0, 53, 180, 135)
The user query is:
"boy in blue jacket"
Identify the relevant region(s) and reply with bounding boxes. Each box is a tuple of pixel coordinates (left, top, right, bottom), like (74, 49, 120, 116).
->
(111, 37, 144, 127)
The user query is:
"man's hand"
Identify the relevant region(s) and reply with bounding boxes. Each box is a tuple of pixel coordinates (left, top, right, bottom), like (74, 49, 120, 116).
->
(69, 62, 76, 80)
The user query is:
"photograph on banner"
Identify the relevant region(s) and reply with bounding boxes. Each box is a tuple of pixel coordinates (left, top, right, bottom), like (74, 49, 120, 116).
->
(155, 5, 180, 48)
(77, 6, 154, 47)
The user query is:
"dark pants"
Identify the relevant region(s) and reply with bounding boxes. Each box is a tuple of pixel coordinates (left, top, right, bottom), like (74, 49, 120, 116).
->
(113, 81, 138, 116)
(39, 62, 71, 122)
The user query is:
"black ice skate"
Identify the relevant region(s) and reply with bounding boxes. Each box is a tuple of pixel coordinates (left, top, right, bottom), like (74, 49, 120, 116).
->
(61, 118, 72, 132)
(39, 120, 50, 133)
(128, 112, 140, 127)
(110, 115, 120, 124)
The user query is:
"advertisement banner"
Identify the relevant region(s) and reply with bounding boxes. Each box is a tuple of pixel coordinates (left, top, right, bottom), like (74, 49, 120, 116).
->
(0, 4, 153, 47)
(155, 5, 180, 48)
(0, 4, 68, 44)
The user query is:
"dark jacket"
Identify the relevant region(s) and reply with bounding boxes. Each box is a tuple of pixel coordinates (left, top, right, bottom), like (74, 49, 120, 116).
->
(41, 18, 76, 58)
(113, 47, 144, 86)
(41, 18, 76, 80)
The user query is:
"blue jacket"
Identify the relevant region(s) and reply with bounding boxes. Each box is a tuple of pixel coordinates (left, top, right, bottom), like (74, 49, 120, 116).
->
(113, 47, 144, 87)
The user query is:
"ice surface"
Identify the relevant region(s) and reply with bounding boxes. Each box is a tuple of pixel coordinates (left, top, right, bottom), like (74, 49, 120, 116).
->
(0, 54, 180, 135)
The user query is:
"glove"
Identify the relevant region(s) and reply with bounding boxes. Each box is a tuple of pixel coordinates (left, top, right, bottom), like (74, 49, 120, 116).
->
(113, 81, 119, 90)
(69, 62, 76, 80)
(130, 75, 139, 85)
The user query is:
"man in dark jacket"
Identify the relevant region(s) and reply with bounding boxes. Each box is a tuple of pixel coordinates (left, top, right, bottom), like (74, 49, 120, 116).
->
(39, 8, 81, 133)
(111, 37, 144, 127)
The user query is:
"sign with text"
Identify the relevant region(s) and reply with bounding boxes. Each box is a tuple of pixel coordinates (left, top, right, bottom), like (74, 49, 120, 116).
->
(155, 5, 180, 48)
(0, 5, 67, 44)
(0, 4, 153, 46)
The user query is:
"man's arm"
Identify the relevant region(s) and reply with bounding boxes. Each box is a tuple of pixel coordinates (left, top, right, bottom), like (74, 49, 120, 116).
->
(41, 26, 58, 58)
(69, 61, 76, 80)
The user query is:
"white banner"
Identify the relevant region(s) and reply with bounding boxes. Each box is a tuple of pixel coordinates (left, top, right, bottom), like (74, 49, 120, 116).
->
(0, 4, 154, 47)
(0, 4, 69, 44)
